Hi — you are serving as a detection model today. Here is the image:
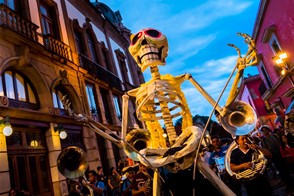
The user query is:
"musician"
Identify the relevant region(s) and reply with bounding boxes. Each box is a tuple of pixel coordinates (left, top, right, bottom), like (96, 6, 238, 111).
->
(131, 163, 152, 196)
(230, 135, 272, 196)
(87, 170, 106, 196)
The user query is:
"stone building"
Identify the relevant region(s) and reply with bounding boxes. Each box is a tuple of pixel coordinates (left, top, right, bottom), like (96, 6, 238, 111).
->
(0, 0, 143, 195)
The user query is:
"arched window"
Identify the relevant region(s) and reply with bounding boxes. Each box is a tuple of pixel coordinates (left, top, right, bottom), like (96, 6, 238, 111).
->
(52, 86, 74, 116)
(0, 70, 38, 109)
(52, 89, 64, 110)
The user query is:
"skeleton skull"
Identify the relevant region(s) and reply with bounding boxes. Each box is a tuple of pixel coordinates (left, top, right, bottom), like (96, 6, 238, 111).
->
(128, 28, 168, 72)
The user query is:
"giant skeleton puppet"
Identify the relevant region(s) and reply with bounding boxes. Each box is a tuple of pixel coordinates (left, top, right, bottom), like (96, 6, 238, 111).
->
(121, 28, 261, 195)
(60, 28, 261, 195)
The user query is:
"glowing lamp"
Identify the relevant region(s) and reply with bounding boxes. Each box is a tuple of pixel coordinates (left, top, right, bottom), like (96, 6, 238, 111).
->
(1, 116, 13, 136)
(3, 124, 13, 136)
(59, 130, 67, 139)
(278, 52, 287, 60)
(275, 58, 283, 65)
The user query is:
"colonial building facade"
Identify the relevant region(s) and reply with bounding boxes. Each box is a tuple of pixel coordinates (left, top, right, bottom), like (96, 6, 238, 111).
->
(0, 0, 143, 195)
(252, 0, 293, 123)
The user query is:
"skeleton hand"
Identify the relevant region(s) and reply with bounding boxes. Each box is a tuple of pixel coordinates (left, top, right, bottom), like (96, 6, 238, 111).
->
(237, 32, 258, 67)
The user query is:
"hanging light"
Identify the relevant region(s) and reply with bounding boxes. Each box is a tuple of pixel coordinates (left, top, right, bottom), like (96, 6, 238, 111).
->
(1, 116, 13, 136)
(59, 129, 67, 139)
(54, 124, 67, 139)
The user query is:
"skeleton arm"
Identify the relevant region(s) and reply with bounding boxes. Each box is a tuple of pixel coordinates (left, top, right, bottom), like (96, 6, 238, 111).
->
(121, 93, 129, 139)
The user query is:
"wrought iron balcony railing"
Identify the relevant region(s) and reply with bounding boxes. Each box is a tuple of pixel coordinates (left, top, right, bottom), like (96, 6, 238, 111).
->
(0, 4, 38, 42)
(80, 54, 122, 91)
(43, 35, 72, 62)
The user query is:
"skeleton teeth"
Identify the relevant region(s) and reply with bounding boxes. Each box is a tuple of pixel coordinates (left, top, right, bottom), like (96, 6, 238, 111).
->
(139, 45, 159, 59)
(141, 53, 160, 64)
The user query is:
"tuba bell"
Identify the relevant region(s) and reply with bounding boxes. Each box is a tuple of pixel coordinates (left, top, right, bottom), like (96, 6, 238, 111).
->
(124, 128, 151, 161)
(218, 100, 257, 136)
(57, 146, 94, 196)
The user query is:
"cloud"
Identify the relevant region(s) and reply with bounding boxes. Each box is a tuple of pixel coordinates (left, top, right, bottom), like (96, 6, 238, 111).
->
(100, 0, 259, 117)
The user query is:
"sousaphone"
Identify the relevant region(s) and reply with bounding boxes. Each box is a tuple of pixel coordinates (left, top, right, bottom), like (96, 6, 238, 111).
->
(225, 138, 267, 182)
(57, 146, 94, 196)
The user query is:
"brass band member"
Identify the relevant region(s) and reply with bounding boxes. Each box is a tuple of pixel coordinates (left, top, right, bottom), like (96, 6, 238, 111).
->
(131, 163, 152, 196)
(230, 135, 272, 196)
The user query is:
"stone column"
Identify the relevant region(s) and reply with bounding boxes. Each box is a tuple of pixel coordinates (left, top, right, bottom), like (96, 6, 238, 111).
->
(0, 131, 10, 196)
(83, 126, 101, 170)
(46, 123, 68, 196)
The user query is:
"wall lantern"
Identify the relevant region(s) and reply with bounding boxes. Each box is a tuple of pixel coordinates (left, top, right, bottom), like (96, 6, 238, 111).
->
(54, 124, 67, 139)
(0, 116, 13, 136)
(274, 51, 289, 74)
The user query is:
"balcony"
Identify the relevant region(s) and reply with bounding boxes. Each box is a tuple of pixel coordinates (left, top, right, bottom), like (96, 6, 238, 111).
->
(80, 55, 122, 91)
(0, 4, 38, 42)
(43, 35, 72, 62)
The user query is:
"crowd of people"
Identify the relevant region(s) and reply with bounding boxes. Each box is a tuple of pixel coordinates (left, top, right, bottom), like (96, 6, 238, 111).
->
(66, 160, 152, 196)
(204, 124, 294, 196)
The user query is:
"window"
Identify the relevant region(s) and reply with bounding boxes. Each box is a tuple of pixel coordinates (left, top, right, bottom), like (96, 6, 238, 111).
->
(60, 127, 84, 149)
(87, 31, 99, 63)
(74, 30, 85, 55)
(113, 94, 121, 121)
(86, 83, 101, 121)
(260, 62, 272, 89)
(0, 71, 38, 107)
(39, 1, 58, 38)
(249, 88, 258, 99)
(100, 88, 113, 124)
(0, 0, 20, 13)
(115, 49, 134, 85)
(269, 34, 281, 54)
(269, 33, 283, 76)
(52, 89, 64, 110)
(101, 42, 112, 72)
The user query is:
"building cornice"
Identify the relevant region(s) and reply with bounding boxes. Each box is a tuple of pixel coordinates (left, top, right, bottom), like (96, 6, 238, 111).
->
(252, 0, 269, 39)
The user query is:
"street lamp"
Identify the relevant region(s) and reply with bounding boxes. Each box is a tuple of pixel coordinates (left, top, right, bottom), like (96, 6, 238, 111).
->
(275, 52, 289, 70)
(274, 51, 293, 85)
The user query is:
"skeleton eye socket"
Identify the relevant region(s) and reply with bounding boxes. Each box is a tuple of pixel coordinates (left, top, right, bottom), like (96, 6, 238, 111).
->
(131, 32, 142, 45)
(145, 29, 161, 38)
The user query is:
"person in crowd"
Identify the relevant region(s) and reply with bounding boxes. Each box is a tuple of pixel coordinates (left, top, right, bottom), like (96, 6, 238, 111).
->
(108, 167, 121, 196)
(68, 179, 84, 196)
(117, 160, 125, 175)
(285, 109, 294, 148)
(131, 163, 152, 196)
(280, 134, 294, 167)
(259, 125, 286, 180)
(280, 134, 294, 193)
(121, 167, 136, 196)
(97, 166, 107, 196)
(230, 135, 272, 196)
(87, 170, 106, 196)
(208, 135, 241, 195)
